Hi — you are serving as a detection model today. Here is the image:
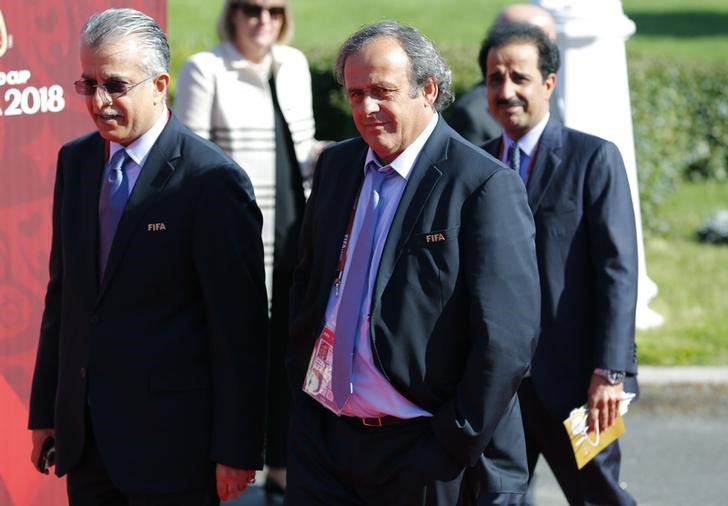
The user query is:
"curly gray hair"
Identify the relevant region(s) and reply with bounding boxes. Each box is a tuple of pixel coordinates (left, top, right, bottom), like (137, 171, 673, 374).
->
(334, 21, 454, 111)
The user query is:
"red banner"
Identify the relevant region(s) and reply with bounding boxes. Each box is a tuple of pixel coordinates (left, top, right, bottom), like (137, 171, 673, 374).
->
(0, 2, 166, 504)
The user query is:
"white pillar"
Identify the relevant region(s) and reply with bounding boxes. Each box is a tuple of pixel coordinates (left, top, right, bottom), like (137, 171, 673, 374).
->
(534, 0, 663, 329)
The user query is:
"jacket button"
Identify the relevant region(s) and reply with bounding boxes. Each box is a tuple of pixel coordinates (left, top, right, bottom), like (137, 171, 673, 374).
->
(80, 368, 86, 379)
(89, 315, 99, 324)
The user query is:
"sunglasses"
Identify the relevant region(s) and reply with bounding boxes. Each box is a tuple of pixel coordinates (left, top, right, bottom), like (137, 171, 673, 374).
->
(232, 3, 286, 19)
(73, 76, 153, 100)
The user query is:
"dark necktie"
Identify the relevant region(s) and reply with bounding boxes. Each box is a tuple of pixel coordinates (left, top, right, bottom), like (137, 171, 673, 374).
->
(98, 149, 130, 278)
(508, 142, 521, 176)
(332, 162, 393, 409)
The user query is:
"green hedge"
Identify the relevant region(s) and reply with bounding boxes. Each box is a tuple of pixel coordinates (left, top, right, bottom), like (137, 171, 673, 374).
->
(306, 49, 728, 234)
(630, 57, 728, 233)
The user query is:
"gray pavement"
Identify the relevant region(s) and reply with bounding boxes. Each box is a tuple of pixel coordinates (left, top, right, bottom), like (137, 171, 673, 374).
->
(532, 408, 728, 505)
(227, 366, 728, 506)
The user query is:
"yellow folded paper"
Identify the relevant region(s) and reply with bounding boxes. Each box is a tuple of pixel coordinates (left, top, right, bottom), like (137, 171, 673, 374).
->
(562, 408, 625, 470)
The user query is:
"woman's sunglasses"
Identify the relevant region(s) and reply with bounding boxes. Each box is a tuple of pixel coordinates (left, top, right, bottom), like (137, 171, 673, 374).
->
(232, 3, 285, 19)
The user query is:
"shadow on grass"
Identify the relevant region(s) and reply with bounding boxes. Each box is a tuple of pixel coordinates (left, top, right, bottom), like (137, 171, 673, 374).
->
(627, 11, 728, 37)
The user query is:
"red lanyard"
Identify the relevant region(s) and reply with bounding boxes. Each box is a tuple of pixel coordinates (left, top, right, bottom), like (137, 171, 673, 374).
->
(334, 185, 363, 296)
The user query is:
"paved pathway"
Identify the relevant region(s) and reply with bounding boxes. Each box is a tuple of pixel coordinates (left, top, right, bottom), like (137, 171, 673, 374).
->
(226, 367, 728, 506)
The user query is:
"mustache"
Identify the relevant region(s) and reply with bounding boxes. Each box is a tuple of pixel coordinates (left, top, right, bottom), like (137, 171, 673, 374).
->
(496, 98, 526, 108)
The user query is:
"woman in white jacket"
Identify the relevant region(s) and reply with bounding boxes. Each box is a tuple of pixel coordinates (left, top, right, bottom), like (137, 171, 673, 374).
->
(174, 0, 325, 499)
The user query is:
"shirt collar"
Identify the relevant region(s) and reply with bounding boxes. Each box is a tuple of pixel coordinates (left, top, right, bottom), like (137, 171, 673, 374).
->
(363, 113, 439, 180)
(503, 112, 550, 159)
(109, 107, 169, 168)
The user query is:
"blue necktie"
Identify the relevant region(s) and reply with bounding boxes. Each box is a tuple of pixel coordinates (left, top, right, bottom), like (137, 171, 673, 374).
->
(98, 149, 130, 278)
(332, 162, 392, 409)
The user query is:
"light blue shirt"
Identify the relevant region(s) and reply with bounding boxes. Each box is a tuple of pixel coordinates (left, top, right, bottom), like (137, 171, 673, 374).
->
(105, 108, 169, 194)
(502, 112, 550, 184)
(321, 114, 440, 419)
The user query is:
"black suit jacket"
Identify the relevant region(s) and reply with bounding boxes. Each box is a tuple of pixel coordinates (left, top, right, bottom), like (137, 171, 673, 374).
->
(446, 81, 502, 145)
(289, 118, 540, 477)
(29, 114, 269, 493)
(484, 118, 639, 419)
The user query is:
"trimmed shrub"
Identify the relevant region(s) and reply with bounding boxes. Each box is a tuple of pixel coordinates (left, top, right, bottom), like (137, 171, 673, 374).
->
(629, 57, 728, 233)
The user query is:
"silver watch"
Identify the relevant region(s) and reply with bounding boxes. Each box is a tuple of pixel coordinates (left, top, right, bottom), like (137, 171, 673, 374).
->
(594, 368, 625, 385)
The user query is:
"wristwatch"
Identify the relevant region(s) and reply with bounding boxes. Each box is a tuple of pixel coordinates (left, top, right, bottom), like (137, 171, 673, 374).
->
(594, 368, 625, 385)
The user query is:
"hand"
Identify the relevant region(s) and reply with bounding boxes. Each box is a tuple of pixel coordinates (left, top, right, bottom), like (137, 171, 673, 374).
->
(215, 463, 256, 501)
(586, 373, 624, 433)
(30, 428, 55, 474)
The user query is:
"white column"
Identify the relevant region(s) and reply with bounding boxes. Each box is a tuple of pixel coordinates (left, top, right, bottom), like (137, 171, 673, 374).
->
(534, 0, 663, 329)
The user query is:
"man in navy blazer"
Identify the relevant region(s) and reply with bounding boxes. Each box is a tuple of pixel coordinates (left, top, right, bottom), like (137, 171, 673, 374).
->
(28, 9, 268, 505)
(481, 22, 639, 505)
(287, 21, 540, 505)
(447, 4, 561, 147)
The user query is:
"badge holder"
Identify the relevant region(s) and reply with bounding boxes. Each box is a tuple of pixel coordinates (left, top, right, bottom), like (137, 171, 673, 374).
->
(302, 327, 342, 414)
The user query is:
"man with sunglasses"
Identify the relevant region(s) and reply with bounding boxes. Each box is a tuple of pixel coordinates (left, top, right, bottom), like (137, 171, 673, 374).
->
(28, 8, 269, 506)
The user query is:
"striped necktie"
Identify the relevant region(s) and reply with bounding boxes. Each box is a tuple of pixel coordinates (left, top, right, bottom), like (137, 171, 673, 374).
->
(508, 142, 521, 175)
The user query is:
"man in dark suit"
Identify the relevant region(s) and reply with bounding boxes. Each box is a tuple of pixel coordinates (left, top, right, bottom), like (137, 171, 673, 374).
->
(447, 3, 561, 146)
(286, 21, 540, 505)
(28, 8, 268, 505)
(481, 22, 639, 505)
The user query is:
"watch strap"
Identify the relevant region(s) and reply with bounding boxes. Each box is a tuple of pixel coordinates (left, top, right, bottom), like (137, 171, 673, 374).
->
(594, 368, 625, 384)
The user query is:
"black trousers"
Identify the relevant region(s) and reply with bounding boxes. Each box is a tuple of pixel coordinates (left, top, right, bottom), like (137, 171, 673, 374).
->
(286, 395, 474, 506)
(265, 268, 294, 467)
(66, 415, 218, 506)
(477, 492, 526, 505)
(518, 379, 636, 506)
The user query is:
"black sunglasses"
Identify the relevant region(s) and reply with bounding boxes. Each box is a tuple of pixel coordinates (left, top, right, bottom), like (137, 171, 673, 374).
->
(232, 3, 286, 19)
(73, 76, 154, 100)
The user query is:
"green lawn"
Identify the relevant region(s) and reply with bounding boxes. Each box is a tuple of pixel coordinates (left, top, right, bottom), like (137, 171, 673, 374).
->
(638, 181, 728, 364)
(167, 0, 513, 85)
(168, 0, 728, 80)
(624, 0, 728, 62)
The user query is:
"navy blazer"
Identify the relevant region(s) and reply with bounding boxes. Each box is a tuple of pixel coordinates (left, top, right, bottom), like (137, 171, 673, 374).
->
(484, 118, 639, 419)
(289, 118, 540, 482)
(29, 114, 269, 493)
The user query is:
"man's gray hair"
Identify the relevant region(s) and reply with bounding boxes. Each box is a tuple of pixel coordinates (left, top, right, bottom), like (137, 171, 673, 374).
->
(334, 21, 454, 111)
(81, 8, 170, 76)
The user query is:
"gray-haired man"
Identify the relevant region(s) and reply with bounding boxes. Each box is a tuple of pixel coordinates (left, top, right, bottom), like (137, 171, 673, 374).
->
(28, 8, 269, 505)
(286, 20, 539, 505)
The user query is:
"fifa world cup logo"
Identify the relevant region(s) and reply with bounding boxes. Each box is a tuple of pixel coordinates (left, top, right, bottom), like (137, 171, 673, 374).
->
(0, 11, 7, 58)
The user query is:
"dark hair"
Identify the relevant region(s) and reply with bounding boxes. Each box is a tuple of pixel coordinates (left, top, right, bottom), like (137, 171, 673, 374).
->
(334, 20, 454, 111)
(478, 22, 560, 80)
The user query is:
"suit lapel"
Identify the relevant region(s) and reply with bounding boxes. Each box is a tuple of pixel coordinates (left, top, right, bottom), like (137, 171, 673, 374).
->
(97, 115, 179, 299)
(483, 137, 501, 160)
(525, 118, 562, 213)
(372, 120, 445, 305)
(483, 119, 563, 214)
(79, 135, 106, 296)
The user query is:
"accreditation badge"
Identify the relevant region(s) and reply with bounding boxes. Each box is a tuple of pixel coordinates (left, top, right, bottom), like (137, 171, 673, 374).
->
(302, 326, 340, 413)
